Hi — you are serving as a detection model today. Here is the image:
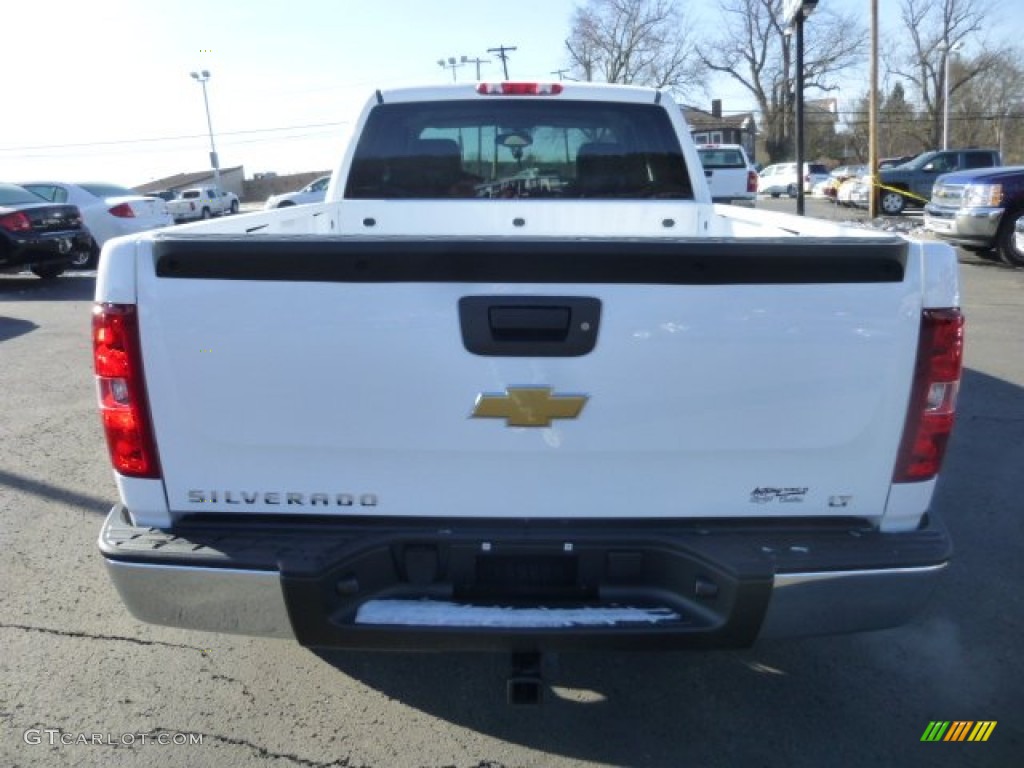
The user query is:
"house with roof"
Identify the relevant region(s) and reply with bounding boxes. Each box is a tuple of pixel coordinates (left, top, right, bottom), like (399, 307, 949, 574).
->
(683, 100, 757, 163)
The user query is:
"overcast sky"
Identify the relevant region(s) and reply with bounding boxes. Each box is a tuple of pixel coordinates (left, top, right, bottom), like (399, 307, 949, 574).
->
(1, 0, 1014, 188)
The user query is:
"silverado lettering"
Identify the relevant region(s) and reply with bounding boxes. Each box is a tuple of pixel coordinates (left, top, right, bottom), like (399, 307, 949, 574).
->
(187, 491, 377, 506)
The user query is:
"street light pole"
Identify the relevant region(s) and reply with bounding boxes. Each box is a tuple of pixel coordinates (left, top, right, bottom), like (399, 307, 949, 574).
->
(437, 56, 465, 82)
(189, 70, 221, 191)
(942, 41, 964, 150)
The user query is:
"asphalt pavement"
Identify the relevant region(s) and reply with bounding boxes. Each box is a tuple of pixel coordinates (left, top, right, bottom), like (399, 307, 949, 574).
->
(1, 220, 1022, 767)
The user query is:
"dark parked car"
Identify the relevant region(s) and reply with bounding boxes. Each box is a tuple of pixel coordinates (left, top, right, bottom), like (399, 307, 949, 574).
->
(875, 148, 1001, 215)
(0, 183, 92, 279)
(145, 189, 179, 202)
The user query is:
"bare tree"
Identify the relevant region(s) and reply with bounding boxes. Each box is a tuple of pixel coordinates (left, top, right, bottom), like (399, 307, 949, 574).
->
(951, 58, 1024, 160)
(885, 0, 1004, 149)
(697, 0, 866, 163)
(564, 0, 705, 96)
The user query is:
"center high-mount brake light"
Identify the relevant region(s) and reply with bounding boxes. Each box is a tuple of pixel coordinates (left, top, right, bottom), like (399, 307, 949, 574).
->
(93, 304, 161, 478)
(477, 82, 563, 96)
(893, 308, 964, 483)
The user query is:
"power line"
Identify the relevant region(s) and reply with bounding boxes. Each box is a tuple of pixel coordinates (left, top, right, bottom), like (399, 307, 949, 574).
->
(0, 121, 349, 154)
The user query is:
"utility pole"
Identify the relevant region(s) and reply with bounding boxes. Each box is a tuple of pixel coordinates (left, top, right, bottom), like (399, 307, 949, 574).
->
(487, 45, 517, 79)
(868, 0, 879, 218)
(551, 68, 571, 81)
(464, 56, 489, 80)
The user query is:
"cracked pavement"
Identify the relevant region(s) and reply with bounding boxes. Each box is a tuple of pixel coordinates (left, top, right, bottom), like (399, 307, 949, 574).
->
(2, 243, 1023, 767)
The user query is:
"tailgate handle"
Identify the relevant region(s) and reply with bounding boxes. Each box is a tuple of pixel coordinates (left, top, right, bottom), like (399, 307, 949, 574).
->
(489, 306, 570, 342)
(704, 169, 713, 177)
(459, 296, 601, 357)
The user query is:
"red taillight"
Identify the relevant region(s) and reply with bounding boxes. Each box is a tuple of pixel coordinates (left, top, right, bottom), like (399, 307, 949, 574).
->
(0, 211, 32, 232)
(747, 170, 759, 194)
(108, 203, 135, 218)
(893, 309, 964, 482)
(477, 82, 563, 95)
(93, 304, 160, 478)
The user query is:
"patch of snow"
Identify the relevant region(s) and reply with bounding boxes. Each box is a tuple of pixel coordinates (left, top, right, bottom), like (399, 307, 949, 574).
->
(355, 599, 681, 628)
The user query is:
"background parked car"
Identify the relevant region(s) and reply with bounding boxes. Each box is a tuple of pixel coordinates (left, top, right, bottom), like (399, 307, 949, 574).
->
(146, 189, 179, 202)
(818, 164, 866, 201)
(18, 181, 172, 269)
(873, 148, 1002, 215)
(757, 163, 798, 197)
(836, 174, 870, 207)
(264, 175, 331, 209)
(757, 162, 830, 197)
(0, 182, 92, 279)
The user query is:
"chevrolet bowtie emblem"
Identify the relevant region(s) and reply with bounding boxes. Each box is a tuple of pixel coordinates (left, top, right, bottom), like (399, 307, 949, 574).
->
(471, 387, 588, 427)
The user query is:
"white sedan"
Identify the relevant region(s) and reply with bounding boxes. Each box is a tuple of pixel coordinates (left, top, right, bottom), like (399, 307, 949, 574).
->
(263, 175, 331, 209)
(18, 181, 173, 268)
(757, 162, 831, 197)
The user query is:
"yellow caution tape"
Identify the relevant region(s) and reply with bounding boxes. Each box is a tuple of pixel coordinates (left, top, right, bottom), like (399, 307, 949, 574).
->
(868, 178, 931, 205)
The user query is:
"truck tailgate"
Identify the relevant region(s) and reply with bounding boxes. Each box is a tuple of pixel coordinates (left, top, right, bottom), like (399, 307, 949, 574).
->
(137, 235, 916, 522)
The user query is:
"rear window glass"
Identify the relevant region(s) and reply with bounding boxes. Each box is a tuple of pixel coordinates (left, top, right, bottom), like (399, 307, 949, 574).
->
(345, 100, 693, 200)
(697, 148, 747, 169)
(0, 183, 42, 205)
(182, 190, 201, 199)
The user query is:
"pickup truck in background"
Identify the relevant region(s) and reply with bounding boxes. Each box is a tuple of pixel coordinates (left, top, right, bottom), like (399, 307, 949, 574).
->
(166, 186, 239, 222)
(875, 148, 1002, 215)
(695, 143, 757, 206)
(924, 164, 1024, 267)
(93, 82, 963, 696)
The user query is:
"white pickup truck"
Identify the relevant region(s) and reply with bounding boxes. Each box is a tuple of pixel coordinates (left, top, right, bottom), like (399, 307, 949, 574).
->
(166, 186, 239, 222)
(696, 143, 758, 206)
(94, 82, 962, 685)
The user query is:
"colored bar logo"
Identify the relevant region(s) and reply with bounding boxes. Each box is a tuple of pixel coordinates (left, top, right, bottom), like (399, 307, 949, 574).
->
(921, 721, 997, 742)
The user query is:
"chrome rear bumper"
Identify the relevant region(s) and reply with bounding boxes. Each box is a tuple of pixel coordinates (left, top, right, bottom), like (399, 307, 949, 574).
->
(100, 506, 950, 649)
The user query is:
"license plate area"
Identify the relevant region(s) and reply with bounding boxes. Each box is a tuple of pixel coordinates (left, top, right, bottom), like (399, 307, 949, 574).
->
(459, 553, 590, 600)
